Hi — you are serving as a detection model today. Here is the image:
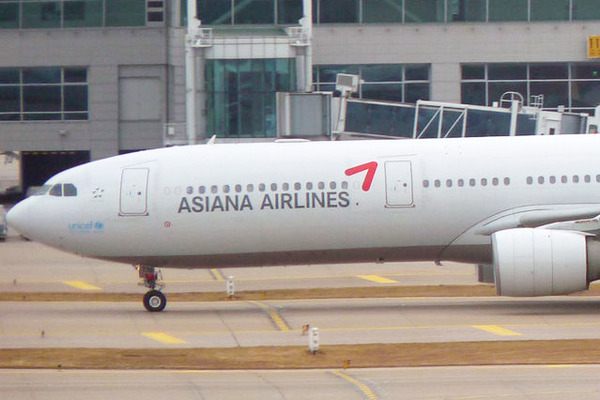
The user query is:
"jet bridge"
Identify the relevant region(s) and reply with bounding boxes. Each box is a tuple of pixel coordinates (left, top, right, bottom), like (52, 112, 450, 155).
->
(343, 97, 600, 139)
(276, 74, 600, 139)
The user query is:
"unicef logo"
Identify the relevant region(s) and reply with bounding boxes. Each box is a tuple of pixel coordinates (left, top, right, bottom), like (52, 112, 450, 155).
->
(94, 221, 104, 230)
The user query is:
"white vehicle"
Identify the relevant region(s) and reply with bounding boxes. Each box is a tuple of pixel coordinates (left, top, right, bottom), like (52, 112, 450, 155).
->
(8, 135, 600, 311)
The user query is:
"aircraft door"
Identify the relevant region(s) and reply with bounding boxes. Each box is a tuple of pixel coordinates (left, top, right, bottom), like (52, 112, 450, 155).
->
(385, 161, 413, 207)
(119, 168, 149, 216)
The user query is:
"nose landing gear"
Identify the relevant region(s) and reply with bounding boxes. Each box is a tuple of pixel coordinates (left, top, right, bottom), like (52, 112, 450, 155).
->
(137, 265, 167, 312)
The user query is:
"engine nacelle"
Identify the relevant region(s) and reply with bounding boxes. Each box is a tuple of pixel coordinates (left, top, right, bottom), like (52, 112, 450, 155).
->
(492, 228, 600, 296)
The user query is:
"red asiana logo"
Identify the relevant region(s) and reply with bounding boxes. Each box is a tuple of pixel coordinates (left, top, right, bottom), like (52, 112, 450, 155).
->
(345, 162, 378, 192)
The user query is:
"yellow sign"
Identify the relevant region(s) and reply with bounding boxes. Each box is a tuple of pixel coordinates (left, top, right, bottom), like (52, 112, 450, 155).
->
(589, 36, 600, 58)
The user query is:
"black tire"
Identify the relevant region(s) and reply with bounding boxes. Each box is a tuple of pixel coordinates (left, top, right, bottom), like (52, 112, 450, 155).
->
(143, 290, 167, 312)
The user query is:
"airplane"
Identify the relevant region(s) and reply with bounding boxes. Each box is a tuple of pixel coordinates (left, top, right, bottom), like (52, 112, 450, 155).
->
(7, 134, 600, 312)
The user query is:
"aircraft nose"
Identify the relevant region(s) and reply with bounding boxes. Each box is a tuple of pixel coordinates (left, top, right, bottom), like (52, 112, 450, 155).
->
(6, 200, 32, 238)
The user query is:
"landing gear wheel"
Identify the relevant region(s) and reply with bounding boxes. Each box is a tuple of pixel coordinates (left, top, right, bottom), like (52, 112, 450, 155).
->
(143, 290, 167, 312)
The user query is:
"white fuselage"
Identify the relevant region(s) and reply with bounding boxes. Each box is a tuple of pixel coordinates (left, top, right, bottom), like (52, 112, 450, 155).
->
(8, 135, 600, 269)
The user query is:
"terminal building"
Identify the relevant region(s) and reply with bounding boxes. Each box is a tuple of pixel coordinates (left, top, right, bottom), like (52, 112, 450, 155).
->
(1, 0, 600, 190)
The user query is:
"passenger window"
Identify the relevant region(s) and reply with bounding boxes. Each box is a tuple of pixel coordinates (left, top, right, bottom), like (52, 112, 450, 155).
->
(504, 177, 510, 186)
(247, 184, 254, 193)
(458, 179, 464, 187)
(63, 184, 77, 197)
(446, 179, 452, 188)
(492, 178, 499, 186)
(469, 178, 476, 187)
(282, 183, 289, 191)
(526, 177, 533, 185)
(549, 176, 556, 184)
(49, 184, 62, 197)
(223, 185, 230, 193)
(561, 175, 568, 184)
(270, 183, 278, 191)
(573, 175, 580, 183)
(330, 182, 337, 190)
(294, 182, 302, 190)
(585, 175, 591, 183)
(235, 184, 242, 193)
(481, 178, 487, 186)
(186, 186, 193, 195)
(538, 176, 544, 184)
(306, 182, 314, 190)
(259, 183, 266, 192)
(211, 185, 218, 194)
(318, 182, 325, 190)
(199, 186, 206, 194)
(423, 180, 430, 188)
(434, 180, 441, 188)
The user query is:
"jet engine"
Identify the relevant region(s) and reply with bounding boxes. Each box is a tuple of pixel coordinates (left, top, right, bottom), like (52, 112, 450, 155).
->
(492, 228, 600, 296)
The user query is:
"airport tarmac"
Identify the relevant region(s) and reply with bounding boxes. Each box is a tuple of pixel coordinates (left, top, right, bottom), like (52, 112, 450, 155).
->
(0, 235, 478, 293)
(3, 296, 600, 348)
(3, 366, 600, 400)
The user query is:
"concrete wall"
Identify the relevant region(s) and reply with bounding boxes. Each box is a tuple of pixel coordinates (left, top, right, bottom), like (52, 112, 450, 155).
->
(0, 27, 172, 160)
(313, 21, 600, 103)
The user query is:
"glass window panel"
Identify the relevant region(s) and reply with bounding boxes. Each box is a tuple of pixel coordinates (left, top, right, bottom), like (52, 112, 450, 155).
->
(363, 0, 402, 23)
(0, 3, 19, 28)
(573, 0, 600, 21)
(199, 0, 232, 24)
(488, 64, 527, 80)
(488, 82, 528, 105)
(462, 64, 485, 80)
(361, 64, 402, 82)
(531, 0, 569, 21)
(405, 65, 429, 81)
(489, 0, 527, 22)
(572, 81, 600, 109)
(316, 65, 359, 83)
(361, 83, 403, 102)
(24, 86, 61, 112)
(530, 81, 568, 108)
(516, 114, 537, 135)
(416, 107, 439, 138)
(319, 0, 358, 23)
(571, 64, 600, 80)
(277, 0, 303, 24)
(105, 0, 146, 27)
(234, 0, 274, 24)
(64, 67, 87, 83)
(448, 0, 486, 22)
(64, 85, 88, 111)
(405, 0, 444, 23)
(461, 82, 486, 105)
(530, 64, 568, 80)
(64, 0, 103, 27)
(23, 68, 61, 84)
(0, 68, 19, 84)
(64, 112, 88, 120)
(405, 83, 430, 103)
(24, 113, 61, 121)
(0, 113, 20, 121)
(22, 1, 62, 28)
(147, 11, 164, 22)
(466, 109, 511, 137)
(0, 86, 20, 112)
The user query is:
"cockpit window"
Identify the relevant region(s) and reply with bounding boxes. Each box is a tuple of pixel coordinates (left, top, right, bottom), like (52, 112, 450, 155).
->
(32, 185, 51, 196)
(64, 183, 77, 197)
(49, 184, 63, 197)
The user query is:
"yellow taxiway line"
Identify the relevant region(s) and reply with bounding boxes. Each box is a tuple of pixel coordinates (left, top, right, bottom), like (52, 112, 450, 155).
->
(248, 301, 291, 332)
(356, 275, 398, 284)
(332, 370, 378, 400)
(62, 281, 102, 291)
(473, 325, 522, 336)
(141, 332, 186, 344)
